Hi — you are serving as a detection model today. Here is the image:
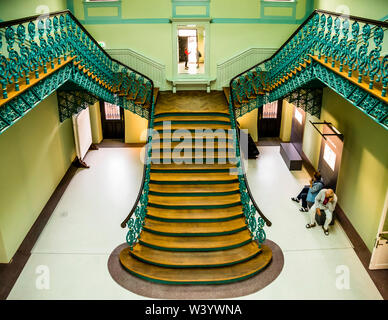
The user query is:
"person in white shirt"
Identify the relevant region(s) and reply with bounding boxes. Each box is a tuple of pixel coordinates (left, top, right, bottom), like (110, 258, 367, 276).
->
(305, 188, 337, 236)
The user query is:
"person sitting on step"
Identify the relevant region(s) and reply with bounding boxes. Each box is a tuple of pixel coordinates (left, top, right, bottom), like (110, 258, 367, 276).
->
(305, 188, 337, 236)
(291, 171, 324, 212)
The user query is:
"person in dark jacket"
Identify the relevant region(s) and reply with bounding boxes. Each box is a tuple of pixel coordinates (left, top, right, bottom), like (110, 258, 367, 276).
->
(291, 171, 324, 212)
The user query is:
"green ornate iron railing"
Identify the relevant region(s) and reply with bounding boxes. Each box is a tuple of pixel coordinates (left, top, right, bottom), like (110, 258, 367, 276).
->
(230, 9, 388, 129)
(123, 99, 155, 250)
(0, 10, 154, 135)
(227, 95, 270, 246)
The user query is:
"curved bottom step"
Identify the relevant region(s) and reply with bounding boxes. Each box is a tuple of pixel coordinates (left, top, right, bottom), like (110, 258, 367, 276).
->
(119, 243, 272, 284)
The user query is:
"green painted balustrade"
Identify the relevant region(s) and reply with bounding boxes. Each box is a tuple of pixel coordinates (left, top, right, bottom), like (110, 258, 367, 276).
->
(230, 10, 388, 130)
(0, 10, 154, 134)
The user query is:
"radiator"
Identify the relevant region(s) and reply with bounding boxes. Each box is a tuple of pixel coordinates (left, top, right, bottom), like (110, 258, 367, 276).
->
(72, 107, 93, 161)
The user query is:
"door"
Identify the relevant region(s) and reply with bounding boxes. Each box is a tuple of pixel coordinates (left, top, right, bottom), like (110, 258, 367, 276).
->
(100, 101, 125, 139)
(317, 124, 344, 191)
(369, 189, 388, 270)
(257, 100, 282, 138)
(178, 36, 188, 63)
(290, 105, 306, 155)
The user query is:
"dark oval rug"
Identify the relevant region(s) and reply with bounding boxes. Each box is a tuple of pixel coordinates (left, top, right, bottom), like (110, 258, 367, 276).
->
(107, 239, 284, 299)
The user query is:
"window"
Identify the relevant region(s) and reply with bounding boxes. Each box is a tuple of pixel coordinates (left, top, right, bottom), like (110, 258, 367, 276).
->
(323, 143, 336, 171)
(104, 102, 121, 120)
(262, 101, 278, 119)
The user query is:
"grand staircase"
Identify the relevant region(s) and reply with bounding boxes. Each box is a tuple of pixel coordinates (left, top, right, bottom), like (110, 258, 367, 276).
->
(119, 96, 272, 284)
(1, 9, 387, 287)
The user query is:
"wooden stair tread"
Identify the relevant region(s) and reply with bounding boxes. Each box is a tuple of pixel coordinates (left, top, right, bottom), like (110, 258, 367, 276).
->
(154, 111, 229, 116)
(144, 217, 246, 235)
(154, 115, 231, 122)
(146, 206, 243, 221)
(139, 229, 252, 250)
(120, 244, 272, 283)
(129, 242, 261, 267)
(149, 183, 240, 193)
(153, 123, 232, 130)
(148, 194, 241, 206)
(150, 163, 236, 170)
(149, 172, 238, 181)
(152, 132, 234, 139)
(151, 141, 234, 148)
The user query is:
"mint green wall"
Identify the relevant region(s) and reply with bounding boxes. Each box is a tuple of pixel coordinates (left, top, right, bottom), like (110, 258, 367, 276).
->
(314, 0, 388, 20)
(67, 0, 313, 89)
(0, 93, 76, 263)
(0, 0, 66, 20)
(302, 88, 388, 253)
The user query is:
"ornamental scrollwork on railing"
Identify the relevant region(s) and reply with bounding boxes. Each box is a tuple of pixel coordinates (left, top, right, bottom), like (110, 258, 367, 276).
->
(229, 10, 388, 128)
(125, 98, 155, 250)
(0, 11, 153, 121)
(227, 95, 267, 247)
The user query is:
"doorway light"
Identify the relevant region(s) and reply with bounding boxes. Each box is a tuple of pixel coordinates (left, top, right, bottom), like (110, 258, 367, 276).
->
(323, 143, 336, 171)
(295, 108, 303, 124)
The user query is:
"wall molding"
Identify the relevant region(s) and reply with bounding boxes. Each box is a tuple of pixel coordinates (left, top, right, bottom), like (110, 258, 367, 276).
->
(106, 48, 167, 90)
(216, 47, 277, 90)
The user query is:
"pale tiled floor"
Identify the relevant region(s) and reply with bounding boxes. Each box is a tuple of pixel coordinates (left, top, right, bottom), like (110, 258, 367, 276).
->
(178, 62, 205, 75)
(7, 146, 383, 299)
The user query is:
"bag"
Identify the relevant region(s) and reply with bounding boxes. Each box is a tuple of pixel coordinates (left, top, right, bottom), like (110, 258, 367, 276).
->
(315, 211, 335, 226)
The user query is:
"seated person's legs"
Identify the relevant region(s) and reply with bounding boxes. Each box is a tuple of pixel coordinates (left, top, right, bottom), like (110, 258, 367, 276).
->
(323, 210, 333, 231)
(292, 186, 309, 204)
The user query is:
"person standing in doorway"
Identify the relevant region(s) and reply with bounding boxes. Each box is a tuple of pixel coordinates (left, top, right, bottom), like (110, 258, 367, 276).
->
(184, 47, 190, 70)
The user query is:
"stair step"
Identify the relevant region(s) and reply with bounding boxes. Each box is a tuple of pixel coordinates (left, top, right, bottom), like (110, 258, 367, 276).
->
(151, 138, 234, 143)
(148, 194, 241, 206)
(153, 115, 231, 122)
(149, 172, 238, 182)
(139, 229, 252, 251)
(150, 163, 236, 170)
(144, 217, 246, 236)
(148, 189, 239, 196)
(151, 141, 234, 148)
(153, 123, 232, 130)
(146, 206, 244, 222)
(129, 242, 261, 268)
(119, 243, 272, 284)
(148, 182, 240, 193)
(154, 112, 230, 118)
(154, 120, 231, 126)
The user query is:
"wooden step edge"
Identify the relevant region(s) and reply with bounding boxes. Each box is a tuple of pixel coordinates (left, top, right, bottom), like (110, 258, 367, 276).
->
(154, 112, 230, 118)
(149, 179, 239, 185)
(143, 225, 247, 237)
(146, 212, 244, 223)
(138, 238, 252, 252)
(147, 202, 242, 210)
(119, 245, 272, 284)
(127, 246, 261, 268)
(148, 190, 240, 196)
(149, 168, 237, 174)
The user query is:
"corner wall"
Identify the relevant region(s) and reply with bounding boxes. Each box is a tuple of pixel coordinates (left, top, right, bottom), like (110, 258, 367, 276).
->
(0, 93, 76, 263)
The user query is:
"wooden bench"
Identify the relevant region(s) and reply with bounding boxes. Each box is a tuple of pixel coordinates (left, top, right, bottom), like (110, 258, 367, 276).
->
(280, 142, 302, 171)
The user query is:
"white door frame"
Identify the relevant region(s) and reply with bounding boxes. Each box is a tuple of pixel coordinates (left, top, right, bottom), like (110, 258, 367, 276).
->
(171, 18, 210, 80)
(369, 188, 388, 270)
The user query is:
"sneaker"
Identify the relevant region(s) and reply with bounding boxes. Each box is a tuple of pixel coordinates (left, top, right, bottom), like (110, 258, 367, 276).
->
(299, 207, 308, 212)
(291, 197, 299, 203)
